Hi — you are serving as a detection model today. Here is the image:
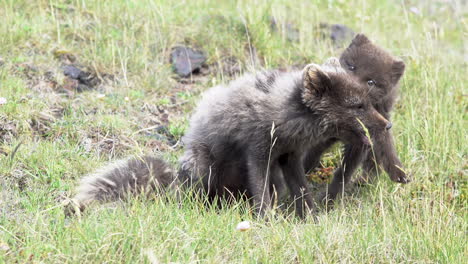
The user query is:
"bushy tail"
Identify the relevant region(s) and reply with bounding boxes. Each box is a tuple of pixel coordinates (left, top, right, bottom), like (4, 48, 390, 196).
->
(66, 155, 177, 216)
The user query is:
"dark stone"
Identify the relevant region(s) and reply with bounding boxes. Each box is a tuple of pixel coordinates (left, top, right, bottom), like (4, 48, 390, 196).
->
(170, 46, 207, 77)
(320, 23, 355, 47)
(62, 65, 100, 91)
(63, 65, 81, 79)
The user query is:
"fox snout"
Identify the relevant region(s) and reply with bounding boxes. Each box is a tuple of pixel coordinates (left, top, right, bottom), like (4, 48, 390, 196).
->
(373, 111, 391, 131)
(385, 122, 393, 130)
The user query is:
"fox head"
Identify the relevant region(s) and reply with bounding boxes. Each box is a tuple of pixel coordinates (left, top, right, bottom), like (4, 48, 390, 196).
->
(339, 34, 405, 104)
(302, 64, 391, 145)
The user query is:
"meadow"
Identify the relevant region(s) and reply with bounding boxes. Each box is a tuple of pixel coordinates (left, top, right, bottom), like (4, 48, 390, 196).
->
(0, 0, 466, 263)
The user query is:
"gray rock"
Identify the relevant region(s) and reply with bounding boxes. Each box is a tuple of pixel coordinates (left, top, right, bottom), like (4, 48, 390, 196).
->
(320, 23, 355, 47)
(62, 65, 99, 91)
(63, 65, 81, 79)
(170, 46, 207, 77)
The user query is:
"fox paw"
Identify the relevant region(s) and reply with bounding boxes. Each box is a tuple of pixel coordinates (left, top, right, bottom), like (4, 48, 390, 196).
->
(390, 167, 410, 184)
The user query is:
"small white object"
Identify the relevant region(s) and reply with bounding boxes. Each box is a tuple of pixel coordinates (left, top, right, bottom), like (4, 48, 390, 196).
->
(0, 242, 10, 252)
(96, 93, 106, 99)
(236, 221, 251, 231)
(0, 97, 6, 105)
(410, 7, 421, 16)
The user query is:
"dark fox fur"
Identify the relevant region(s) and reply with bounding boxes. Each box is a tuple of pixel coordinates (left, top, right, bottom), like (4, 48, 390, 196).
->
(69, 63, 392, 218)
(303, 34, 409, 204)
(177, 63, 391, 217)
(66, 155, 177, 215)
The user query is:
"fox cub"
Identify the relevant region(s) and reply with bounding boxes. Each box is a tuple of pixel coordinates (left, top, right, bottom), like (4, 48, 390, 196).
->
(304, 34, 409, 204)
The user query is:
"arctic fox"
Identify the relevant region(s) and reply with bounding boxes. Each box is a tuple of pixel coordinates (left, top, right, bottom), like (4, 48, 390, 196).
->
(303, 34, 409, 203)
(68, 63, 392, 218)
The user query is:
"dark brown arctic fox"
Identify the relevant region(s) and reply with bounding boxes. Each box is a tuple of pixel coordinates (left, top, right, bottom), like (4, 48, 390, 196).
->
(176, 63, 392, 218)
(68, 64, 391, 218)
(303, 34, 409, 203)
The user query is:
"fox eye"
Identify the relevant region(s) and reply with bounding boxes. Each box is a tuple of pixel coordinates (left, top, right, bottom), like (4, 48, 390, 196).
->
(345, 61, 355, 71)
(367, 80, 376, 87)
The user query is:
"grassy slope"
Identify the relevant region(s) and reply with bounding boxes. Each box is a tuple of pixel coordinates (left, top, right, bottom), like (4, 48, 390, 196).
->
(0, 0, 466, 263)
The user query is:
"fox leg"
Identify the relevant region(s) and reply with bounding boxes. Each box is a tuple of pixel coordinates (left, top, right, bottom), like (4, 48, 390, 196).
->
(269, 162, 288, 208)
(245, 151, 273, 218)
(302, 139, 337, 173)
(360, 131, 409, 184)
(355, 154, 378, 185)
(281, 153, 315, 218)
(321, 144, 367, 204)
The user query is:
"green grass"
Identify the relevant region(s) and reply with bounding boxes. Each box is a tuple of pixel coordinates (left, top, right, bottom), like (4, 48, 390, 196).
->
(0, 0, 466, 263)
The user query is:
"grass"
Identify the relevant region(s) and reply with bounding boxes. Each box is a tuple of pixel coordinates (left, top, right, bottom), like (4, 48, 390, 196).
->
(0, 0, 466, 263)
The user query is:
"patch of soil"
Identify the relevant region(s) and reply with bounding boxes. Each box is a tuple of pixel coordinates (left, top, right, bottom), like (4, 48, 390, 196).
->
(51, 49, 116, 95)
(134, 102, 186, 151)
(79, 128, 134, 158)
(29, 107, 64, 139)
(0, 115, 18, 144)
(13, 62, 59, 95)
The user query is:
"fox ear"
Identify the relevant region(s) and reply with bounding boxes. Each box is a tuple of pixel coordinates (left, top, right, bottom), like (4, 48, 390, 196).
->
(391, 60, 405, 83)
(350, 33, 370, 47)
(303, 64, 331, 96)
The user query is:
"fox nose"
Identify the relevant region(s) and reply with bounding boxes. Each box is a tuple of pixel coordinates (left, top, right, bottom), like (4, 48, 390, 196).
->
(385, 122, 393, 130)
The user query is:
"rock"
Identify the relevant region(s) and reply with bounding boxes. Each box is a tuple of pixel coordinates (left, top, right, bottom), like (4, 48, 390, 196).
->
(320, 23, 355, 47)
(63, 65, 81, 79)
(62, 65, 100, 91)
(270, 17, 300, 42)
(170, 46, 207, 77)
